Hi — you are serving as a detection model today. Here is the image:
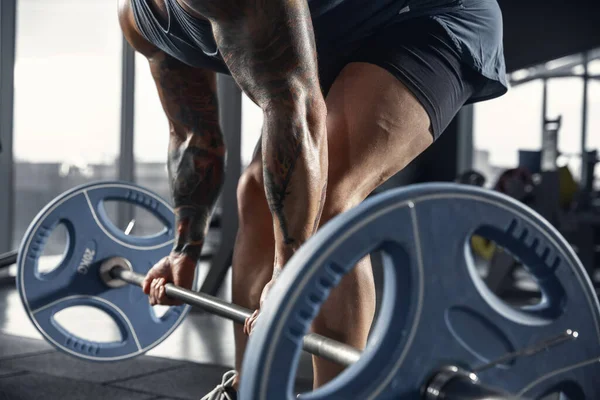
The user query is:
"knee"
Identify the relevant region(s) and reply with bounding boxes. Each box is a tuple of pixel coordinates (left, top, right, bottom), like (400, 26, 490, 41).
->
(236, 161, 267, 226)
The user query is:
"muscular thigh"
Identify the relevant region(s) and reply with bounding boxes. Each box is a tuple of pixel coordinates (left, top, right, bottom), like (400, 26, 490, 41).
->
(323, 18, 484, 211)
(323, 62, 433, 213)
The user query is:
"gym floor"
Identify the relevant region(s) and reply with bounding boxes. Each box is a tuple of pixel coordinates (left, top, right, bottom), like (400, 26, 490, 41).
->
(0, 259, 314, 400)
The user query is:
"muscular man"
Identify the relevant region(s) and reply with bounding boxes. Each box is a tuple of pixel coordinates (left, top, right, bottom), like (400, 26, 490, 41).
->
(118, 0, 507, 398)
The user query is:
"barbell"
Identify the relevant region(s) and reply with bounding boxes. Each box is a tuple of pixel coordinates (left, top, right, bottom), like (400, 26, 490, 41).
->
(105, 259, 361, 367)
(16, 181, 600, 399)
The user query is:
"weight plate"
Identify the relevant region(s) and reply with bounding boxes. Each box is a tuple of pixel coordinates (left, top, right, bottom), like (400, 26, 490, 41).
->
(241, 183, 600, 399)
(17, 181, 192, 361)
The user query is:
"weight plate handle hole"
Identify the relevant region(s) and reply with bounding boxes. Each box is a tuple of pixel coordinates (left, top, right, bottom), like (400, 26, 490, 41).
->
(100, 199, 170, 239)
(53, 305, 124, 344)
(35, 220, 74, 280)
(467, 225, 566, 324)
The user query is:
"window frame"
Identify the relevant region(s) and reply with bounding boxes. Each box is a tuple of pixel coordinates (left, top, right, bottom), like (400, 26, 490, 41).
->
(0, 0, 17, 252)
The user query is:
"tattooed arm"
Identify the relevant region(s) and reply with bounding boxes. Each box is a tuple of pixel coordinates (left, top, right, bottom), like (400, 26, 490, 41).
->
(141, 52, 225, 305)
(153, 54, 226, 262)
(260, 100, 328, 268)
(190, 0, 329, 270)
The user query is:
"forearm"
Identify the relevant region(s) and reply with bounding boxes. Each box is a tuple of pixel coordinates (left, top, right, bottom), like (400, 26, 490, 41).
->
(263, 100, 328, 268)
(152, 57, 226, 262)
(169, 133, 225, 261)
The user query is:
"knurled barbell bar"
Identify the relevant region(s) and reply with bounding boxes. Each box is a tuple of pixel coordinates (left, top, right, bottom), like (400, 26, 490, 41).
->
(16, 181, 600, 400)
(102, 258, 361, 367)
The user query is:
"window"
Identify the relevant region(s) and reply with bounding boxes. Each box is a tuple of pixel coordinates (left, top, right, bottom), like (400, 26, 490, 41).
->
(587, 80, 600, 189)
(473, 53, 599, 189)
(547, 78, 584, 175)
(133, 52, 171, 202)
(474, 80, 543, 185)
(13, 0, 122, 249)
(241, 94, 263, 168)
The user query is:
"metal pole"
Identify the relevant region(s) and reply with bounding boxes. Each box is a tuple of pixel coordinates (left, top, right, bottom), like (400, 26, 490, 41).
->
(0, 0, 16, 252)
(0, 249, 17, 269)
(111, 267, 362, 367)
(456, 105, 474, 174)
(118, 37, 136, 229)
(200, 74, 241, 295)
(541, 78, 548, 140)
(580, 52, 590, 188)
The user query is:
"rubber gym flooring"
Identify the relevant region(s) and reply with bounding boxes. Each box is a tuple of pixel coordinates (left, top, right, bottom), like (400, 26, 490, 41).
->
(0, 265, 314, 400)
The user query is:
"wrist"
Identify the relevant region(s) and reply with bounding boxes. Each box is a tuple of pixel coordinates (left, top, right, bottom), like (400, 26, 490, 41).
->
(172, 243, 202, 264)
(274, 244, 298, 271)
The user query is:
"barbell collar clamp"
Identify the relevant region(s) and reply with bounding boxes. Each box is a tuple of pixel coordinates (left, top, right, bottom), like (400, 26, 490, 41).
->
(100, 257, 133, 288)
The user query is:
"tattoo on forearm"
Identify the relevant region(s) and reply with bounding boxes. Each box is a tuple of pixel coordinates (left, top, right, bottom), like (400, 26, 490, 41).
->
(169, 147, 224, 258)
(262, 111, 308, 247)
(264, 140, 302, 247)
(152, 54, 226, 260)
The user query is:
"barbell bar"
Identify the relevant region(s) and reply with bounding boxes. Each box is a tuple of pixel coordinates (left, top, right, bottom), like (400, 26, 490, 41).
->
(107, 261, 523, 400)
(0, 249, 18, 269)
(107, 261, 362, 367)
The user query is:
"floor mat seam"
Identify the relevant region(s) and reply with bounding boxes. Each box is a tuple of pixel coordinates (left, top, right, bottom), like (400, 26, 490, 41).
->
(106, 379, 191, 400)
(0, 370, 30, 379)
(0, 349, 56, 362)
(0, 369, 166, 398)
(102, 364, 189, 386)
